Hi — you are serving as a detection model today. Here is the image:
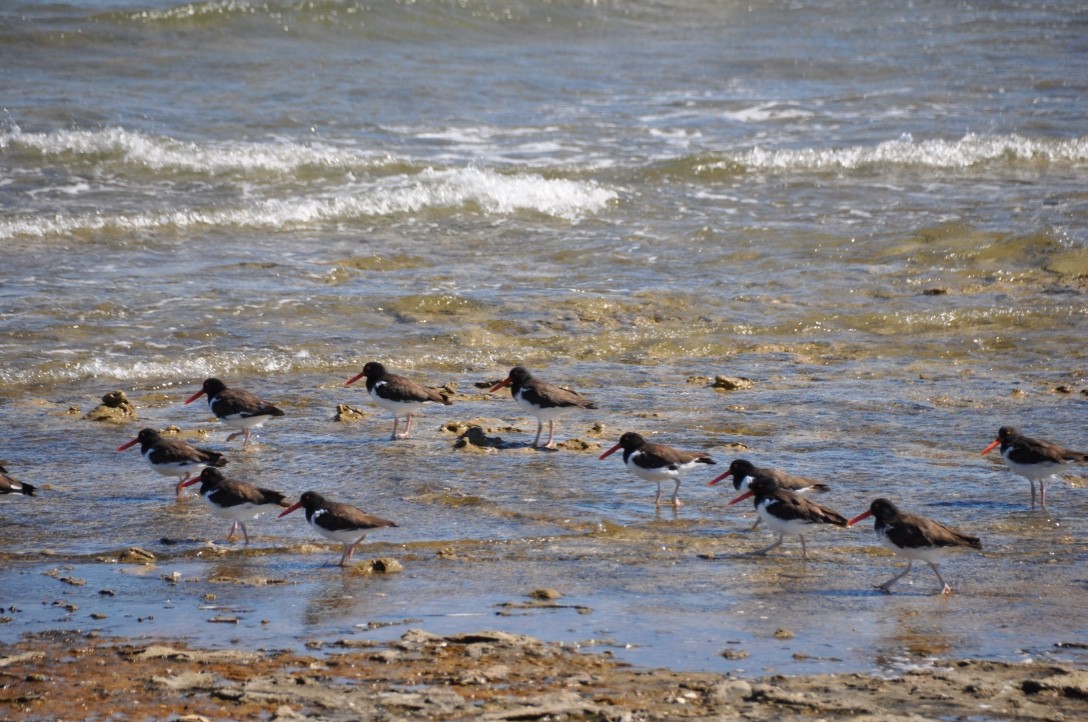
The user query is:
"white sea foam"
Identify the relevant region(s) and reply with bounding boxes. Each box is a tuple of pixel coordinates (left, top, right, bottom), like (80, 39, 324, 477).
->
(737, 133, 1088, 171)
(0, 166, 616, 240)
(0, 350, 311, 387)
(0, 126, 385, 175)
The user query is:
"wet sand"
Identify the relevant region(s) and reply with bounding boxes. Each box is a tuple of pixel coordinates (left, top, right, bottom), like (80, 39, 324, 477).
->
(3, 627, 1086, 721)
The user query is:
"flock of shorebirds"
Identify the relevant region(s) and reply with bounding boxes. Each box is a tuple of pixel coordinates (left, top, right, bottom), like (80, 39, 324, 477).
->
(3, 363, 1086, 595)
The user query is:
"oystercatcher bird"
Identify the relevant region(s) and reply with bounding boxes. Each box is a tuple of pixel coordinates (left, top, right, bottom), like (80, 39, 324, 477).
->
(729, 476, 847, 559)
(279, 490, 398, 567)
(180, 468, 290, 544)
(848, 498, 982, 595)
(599, 431, 715, 507)
(488, 366, 597, 449)
(184, 378, 285, 448)
(117, 428, 228, 498)
(982, 426, 1088, 508)
(0, 464, 36, 497)
(709, 459, 830, 529)
(345, 361, 452, 439)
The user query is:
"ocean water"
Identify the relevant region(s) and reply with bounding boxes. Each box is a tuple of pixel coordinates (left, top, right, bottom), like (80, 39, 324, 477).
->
(1, 0, 1086, 676)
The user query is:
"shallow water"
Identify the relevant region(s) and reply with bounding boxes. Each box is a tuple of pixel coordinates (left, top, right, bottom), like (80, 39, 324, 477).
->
(1, 0, 1087, 676)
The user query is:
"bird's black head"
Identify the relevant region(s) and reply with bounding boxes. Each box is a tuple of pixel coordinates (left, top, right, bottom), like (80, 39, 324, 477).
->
(618, 431, 646, 450)
(202, 378, 227, 397)
(507, 366, 532, 385)
(197, 467, 227, 485)
(746, 476, 779, 498)
(298, 490, 328, 511)
(728, 459, 755, 478)
(868, 497, 900, 521)
(136, 428, 163, 444)
(362, 361, 386, 379)
(996, 426, 1019, 442)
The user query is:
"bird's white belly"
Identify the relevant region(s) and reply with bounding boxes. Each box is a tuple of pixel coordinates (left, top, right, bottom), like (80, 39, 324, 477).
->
(218, 412, 267, 431)
(311, 524, 368, 543)
(370, 390, 427, 418)
(756, 500, 814, 536)
(205, 497, 270, 522)
(1003, 454, 1063, 482)
(144, 455, 200, 478)
(514, 394, 570, 421)
(877, 528, 946, 563)
(626, 464, 677, 482)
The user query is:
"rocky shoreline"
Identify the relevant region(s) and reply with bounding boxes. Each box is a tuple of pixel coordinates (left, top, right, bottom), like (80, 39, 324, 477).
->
(2, 628, 1086, 721)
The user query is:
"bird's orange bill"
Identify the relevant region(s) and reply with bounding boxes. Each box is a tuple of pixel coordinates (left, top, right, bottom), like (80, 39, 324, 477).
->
(183, 389, 205, 405)
(116, 438, 139, 451)
(179, 477, 202, 489)
(278, 501, 303, 517)
(707, 470, 733, 487)
(488, 378, 512, 393)
(728, 489, 754, 505)
(344, 371, 366, 386)
(846, 510, 873, 527)
(598, 443, 623, 460)
(980, 439, 1000, 456)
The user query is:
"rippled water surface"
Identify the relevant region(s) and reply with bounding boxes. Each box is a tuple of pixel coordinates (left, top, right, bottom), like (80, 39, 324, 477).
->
(1, 0, 1086, 675)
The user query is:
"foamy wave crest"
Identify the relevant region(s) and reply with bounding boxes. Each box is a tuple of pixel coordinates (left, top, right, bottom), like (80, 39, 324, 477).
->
(72, 353, 303, 383)
(0, 350, 317, 388)
(0, 167, 616, 240)
(737, 133, 1088, 171)
(0, 126, 385, 175)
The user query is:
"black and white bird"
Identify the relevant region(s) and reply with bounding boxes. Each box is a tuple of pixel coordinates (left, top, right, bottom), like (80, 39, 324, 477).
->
(180, 468, 290, 544)
(185, 377, 285, 447)
(279, 490, 398, 567)
(345, 361, 451, 439)
(848, 498, 982, 595)
(117, 428, 228, 498)
(0, 464, 36, 497)
(982, 426, 1087, 508)
(709, 459, 830, 529)
(729, 476, 847, 559)
(488, 366, 597, 449)
(599, 431, 715, 507)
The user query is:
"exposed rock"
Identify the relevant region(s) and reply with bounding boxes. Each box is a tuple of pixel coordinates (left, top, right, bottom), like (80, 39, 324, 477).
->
(83, 391, 137, 424)
(529, 588, 562, 601)
(452, 424, 505, 450)
(712, 375, 755, 392)
(362, 558, 403, 574)
(333, 403, 366, 422)
(117, 548, 156, 565)
(555, 437, 595, 452)
(3, 633, 1086, 721)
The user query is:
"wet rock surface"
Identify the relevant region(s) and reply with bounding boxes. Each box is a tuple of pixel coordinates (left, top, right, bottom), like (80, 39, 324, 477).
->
(1, 630, 1085, 721)
(82, 391, 137, 424)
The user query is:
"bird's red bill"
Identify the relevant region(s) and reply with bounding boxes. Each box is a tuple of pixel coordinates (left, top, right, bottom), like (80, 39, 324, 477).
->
(847, 510, 873, 527)
(728, 489, 754, 505)
(707, 470, 733, 487)
(598, 443, 622, 460)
